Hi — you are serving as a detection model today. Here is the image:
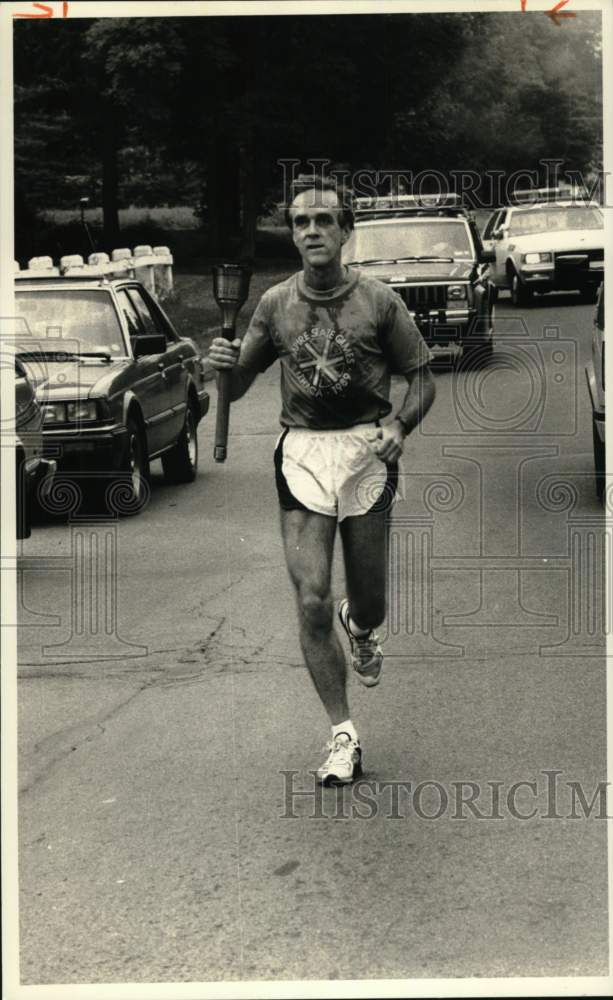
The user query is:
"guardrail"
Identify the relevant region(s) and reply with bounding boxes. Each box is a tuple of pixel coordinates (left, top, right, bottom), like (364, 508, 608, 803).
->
(14, 246, 175, 301)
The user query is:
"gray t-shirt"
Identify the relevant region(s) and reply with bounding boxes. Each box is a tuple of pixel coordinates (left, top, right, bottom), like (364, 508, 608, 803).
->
(237, 268, 432, 429)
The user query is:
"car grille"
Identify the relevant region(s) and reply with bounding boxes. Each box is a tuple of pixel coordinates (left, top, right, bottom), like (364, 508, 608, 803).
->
(554, 249, 603, 270)
(397, 285, 447, 311)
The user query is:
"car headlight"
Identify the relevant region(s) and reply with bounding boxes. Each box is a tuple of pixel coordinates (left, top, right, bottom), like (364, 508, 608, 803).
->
(42, 403, 67, 424)
(522, 252, 553, 264)
(447, 284, 467, 300)
(66, 400, 98, 422)
(42, 401, 99, 424)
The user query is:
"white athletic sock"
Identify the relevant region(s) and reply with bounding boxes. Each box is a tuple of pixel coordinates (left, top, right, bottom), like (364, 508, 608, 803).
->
(332, 719, 359, 743)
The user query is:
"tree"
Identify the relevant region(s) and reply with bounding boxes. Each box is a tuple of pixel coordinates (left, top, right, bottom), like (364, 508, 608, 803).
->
(412, 11, 603, 193)
(13, 10, 604, 258)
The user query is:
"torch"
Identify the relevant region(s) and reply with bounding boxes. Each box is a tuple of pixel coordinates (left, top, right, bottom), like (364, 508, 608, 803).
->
(212, 262, 252, 462)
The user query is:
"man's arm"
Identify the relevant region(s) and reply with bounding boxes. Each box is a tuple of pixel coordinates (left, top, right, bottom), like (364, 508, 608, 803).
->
(395, 364, 436, 435)
(372, 365, 436, 464)
(208, 337, 259, 402)
(208, 293, 278, 401)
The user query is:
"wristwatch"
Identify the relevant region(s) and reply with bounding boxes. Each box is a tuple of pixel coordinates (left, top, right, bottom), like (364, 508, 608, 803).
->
(395, 414, 411, 436)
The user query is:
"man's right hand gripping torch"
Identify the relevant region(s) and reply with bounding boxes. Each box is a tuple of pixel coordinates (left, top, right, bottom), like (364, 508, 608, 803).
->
(211, 263, 251, 463)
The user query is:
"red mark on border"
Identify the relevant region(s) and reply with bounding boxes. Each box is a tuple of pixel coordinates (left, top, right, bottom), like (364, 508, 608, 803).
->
(520, 0, 575, 24)
(13, 1, 69, 17)
(546, 0, 575, 25)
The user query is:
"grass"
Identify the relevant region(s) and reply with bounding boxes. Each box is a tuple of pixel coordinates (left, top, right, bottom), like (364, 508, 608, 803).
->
(19, 209, 295, 270)
(165, 260, 297, 357)
(42, 205, 201, 231)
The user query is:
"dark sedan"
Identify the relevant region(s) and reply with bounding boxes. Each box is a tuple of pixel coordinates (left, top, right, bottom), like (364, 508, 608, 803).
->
(14, 274, 210, 515)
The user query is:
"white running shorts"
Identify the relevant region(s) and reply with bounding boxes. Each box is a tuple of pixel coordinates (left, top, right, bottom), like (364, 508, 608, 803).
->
(274, 423, 400, 521)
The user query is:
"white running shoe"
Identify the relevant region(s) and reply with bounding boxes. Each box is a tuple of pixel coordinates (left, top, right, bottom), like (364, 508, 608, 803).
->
(316, 733, 363, 785)
(338, 598, 383, 687)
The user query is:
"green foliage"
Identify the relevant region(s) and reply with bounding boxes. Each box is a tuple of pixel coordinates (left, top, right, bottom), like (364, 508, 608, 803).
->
(13, 10, 603, 257)
(410, 11, 603, 179)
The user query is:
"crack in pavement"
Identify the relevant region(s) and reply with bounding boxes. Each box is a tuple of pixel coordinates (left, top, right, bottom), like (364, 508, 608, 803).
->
(19, 680, 157, 797)
(19, 616, 226, 795)
(185, 575, 246, 616)
(18, 615, 292, 796)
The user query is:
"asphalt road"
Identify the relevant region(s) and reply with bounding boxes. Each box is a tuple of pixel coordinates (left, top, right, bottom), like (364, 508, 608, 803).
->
(13, 290, 608, 985)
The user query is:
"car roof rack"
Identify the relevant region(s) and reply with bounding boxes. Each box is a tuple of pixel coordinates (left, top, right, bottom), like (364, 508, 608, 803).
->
(355, 193, 466, 214)
(509, 185, 591, 205)
(15, 272, 111, 283)
(355, 207, 469, 221)
(355, 195, 470, 221)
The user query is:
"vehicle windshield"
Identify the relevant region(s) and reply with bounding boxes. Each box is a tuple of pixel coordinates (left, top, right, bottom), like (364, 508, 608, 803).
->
(344, 219, 474, 263)
(508, 205, 603, 237)
(14, 289, 127, 357)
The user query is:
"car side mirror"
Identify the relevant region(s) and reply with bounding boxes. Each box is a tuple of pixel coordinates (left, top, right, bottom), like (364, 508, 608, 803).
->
(480, 249, 496, 264)
(132, 333, 167, 358)
(493, 229, 504, 240)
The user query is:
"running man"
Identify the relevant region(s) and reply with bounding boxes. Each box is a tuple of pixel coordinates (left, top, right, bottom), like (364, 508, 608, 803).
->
(209, 177, 436, 784)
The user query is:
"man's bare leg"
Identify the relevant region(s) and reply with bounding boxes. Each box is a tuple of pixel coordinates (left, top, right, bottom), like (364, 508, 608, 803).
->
(280, 507, 349, 724)
(340, 506, 388, 631)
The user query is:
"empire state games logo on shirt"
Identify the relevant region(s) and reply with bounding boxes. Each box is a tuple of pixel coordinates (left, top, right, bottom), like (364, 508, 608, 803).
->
(291, 327, 355, 398)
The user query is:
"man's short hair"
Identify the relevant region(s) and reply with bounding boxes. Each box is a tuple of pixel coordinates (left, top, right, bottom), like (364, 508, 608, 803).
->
(285, 175, 354, 231)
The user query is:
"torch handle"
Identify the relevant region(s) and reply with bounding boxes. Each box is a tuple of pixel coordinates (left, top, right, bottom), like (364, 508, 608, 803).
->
(214, 324, 236, 463)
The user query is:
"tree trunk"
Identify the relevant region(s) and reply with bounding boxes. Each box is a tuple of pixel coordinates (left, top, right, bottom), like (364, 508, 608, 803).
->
(239, 132, 257, 263)
(221, 145, 241, 256)
(102, 103, 120, 249)
(206, 117, 222, 256)
(206, 122, 241, 258)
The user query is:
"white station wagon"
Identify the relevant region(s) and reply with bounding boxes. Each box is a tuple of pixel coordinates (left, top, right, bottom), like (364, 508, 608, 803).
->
(481, 192, 604, 307)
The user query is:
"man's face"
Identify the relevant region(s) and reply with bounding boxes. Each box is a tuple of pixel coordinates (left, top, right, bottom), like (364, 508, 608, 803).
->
(289, 188, 351, 268)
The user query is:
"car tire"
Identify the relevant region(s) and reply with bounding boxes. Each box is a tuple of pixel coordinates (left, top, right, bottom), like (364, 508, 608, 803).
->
(593, 414, 605, 504)
(16, 452, 31, 540)
(161, 403, 198, 484)
(510, 271, 532, 308)
(103, 415, 151, 516)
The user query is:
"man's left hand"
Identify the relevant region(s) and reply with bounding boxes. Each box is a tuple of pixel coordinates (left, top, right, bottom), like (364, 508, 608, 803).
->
(368, 421, 405, 465)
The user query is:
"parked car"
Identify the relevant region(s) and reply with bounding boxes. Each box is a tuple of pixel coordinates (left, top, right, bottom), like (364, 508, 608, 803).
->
(481, 189, 604, 306)
(13, 273, 210, 515)
(585, 281, 605, 502)
(14, 349, 56, 538)
(343, 195, 496, 366)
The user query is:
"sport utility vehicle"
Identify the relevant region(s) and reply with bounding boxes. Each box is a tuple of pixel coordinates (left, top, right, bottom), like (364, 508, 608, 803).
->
(342, 196, 496, 365)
